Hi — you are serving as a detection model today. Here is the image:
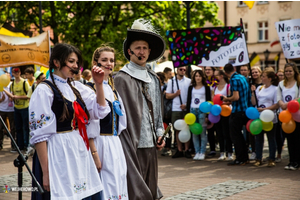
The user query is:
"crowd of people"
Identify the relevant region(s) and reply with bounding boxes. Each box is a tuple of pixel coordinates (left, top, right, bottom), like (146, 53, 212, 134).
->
(157, 62, 300, 171)
(0, 17, 299, 200)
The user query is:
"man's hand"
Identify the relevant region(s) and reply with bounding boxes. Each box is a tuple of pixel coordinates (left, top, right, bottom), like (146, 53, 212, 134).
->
(175, 90, 181, 96)
(156, 136, 165, 151)
(180, 104, 186, 110)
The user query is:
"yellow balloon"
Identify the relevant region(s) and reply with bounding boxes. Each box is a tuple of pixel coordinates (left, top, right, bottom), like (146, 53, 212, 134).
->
(184, 113, 196, 125)
(207, 101, 214, 105)
(0, 86, 3, 92)
(262, 121, 273, 131)
(0, 74, 10, 87)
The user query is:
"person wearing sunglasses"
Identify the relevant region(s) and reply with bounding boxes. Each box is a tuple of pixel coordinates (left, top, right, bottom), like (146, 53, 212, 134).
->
(166, 66, 192, 159)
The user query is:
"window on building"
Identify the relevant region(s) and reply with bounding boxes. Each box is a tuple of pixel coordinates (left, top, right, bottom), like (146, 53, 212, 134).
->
(257, 1, 269, 4)
(238, 1, 247, 7)
(258, 21, 268, 42)
(244, 23, 248, 41)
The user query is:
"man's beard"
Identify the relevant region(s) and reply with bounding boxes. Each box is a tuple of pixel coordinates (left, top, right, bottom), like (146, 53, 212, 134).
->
(178, 74, 184, 78)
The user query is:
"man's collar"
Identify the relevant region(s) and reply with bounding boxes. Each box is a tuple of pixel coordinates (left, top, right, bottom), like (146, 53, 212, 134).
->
(120, 61, 152, 83)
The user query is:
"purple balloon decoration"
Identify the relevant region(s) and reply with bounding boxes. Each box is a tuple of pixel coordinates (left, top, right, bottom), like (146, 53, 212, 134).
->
(292, 110, 300, 122)
(208, 113, 220, 123)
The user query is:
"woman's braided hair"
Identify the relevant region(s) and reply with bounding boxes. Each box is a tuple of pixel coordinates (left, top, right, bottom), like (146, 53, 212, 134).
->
(49, 43, 90, 122)
(92, 45, 116, 91)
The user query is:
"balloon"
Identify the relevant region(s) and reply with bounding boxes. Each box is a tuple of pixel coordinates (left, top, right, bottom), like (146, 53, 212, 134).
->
(0, 70, 5, 76)
(213, 94, 223, 105)
(0, 74, 10, 87)
(246, 107, 260, 120)
(262, 121, 273, 131)
(207, 122, 214, 129)
(298, 98, 300, 105)
(189, 123, 203, 135)
(246, 119, 254, 132)
(279, 110, 292, 123)
(210, 104, 222, 116)
(220, 105, 232, 117)
(291, 110, 300, 123)
(282, 119, 296, 134)
(249, 119, 263, 135)
(0, 86, 3, 92)
(178, 128, 191, 143)
(287, 100, 299, 113)
(207, 101, 214, 105)
(184, 113, 196, 125)
(208, 113, 220, 123)
(199, 101, 212, 113)
(174, 119, 188, 130)
(259, 110, 274, 123)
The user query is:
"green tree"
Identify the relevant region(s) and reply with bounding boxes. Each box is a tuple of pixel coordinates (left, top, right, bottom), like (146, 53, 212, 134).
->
(0, 1, 222, 68)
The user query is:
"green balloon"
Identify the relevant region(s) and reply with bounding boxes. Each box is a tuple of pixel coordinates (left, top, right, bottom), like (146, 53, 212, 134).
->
(250, 119, 263, 135)
(297, 98, 300, 105)
(189, 123, 203, 135)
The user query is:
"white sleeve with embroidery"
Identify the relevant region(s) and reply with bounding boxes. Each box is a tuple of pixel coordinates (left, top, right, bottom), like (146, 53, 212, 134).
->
(73, 81, 110, 120)
(29, 84, 56, 145)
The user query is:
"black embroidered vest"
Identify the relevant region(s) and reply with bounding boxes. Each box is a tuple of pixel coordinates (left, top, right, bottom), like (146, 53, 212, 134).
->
(42, 80, 86, 133)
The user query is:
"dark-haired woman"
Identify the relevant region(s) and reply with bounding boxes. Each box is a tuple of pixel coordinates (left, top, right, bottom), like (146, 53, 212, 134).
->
(186, 70, 211, 160)
(277, 63, 300, 170)
(251, 69, 279, 167)
(29, 43, 110, 199)
(87, 46, 128, 200)
(204, 66, 218, 157)
(213, 69, 233, 161)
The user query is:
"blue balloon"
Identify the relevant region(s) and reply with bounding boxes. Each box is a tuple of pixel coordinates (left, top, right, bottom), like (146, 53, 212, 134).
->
(246, 107, 260, 120)
(0, 70, 5, 76)
(211, 105, 222, 116)
(113, 100, 123, 116)
(199, 102, 212, 113)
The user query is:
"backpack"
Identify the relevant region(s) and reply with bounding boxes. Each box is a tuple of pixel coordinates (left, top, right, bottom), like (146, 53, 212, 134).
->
(11, 79, 27, 95)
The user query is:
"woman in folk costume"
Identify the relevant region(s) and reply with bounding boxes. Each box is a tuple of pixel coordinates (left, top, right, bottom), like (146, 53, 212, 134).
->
(86, 45, 128, 200)
(29, 43, 110, 200)
(114, 19, 165, 200)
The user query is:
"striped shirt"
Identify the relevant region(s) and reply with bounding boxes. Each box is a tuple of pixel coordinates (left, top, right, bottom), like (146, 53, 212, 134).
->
(230, 72, 252, 113)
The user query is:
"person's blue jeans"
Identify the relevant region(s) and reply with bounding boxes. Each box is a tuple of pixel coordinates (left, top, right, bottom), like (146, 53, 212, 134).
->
(190, 108, 207, 154)
(255, 124, 277, 160)
(14, 107, 29, 150)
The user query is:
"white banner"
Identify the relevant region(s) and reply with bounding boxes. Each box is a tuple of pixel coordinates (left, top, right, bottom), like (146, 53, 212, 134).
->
(275, 18, 300, 59)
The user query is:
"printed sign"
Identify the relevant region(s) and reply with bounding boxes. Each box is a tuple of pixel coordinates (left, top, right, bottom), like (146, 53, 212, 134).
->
(0, 31, 50, 68)
(275, 18, 300, 59)
(166, 26, 249, 68)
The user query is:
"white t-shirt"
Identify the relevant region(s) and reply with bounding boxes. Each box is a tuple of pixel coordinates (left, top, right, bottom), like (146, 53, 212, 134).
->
(166, 76, 191, 111)
(214, 83, 230, 96)
(281, 82, 298, 103)
(256, 85, 278, 123)
(191, 87, 206, 108)
(0, 82, 14, 112)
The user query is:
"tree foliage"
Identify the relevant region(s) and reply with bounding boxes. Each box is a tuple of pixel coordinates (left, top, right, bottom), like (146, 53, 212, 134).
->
(0, 1, 222, 68)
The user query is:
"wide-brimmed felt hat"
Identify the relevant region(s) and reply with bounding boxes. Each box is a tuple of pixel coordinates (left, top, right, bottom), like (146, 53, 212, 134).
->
(123, 19, 166, 63)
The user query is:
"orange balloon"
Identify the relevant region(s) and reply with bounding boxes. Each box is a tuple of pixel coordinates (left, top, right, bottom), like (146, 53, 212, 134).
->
(279, 110, 292, 123)
(220, 105, 232, 117)
(282, 119, 296, 134)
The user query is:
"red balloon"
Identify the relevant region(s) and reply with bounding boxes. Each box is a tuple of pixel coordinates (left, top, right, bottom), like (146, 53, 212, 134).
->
(287, 100, 299, 113)
(213, 94, 223, 105)
(246, 119, 254, 132)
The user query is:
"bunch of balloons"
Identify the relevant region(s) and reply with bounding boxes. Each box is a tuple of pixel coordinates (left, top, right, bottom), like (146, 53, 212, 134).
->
(246, 107, 274, 135)
(278, 100, 300, 133)
(0, 70, 11, 92)
(174, 94, 232, 143)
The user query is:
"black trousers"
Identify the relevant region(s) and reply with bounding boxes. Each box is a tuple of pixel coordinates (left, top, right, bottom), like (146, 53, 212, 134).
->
(215, 116, 233, 153)
(207, 126, 216, 152)
(229, 112, 249, 162)
(284, 122, 300, 164)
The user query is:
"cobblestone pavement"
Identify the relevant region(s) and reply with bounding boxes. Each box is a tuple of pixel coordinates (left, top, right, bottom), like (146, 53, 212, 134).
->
(1, 135, 300, 200)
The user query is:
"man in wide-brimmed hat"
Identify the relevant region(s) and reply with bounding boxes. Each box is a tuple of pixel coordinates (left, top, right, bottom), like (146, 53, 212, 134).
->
(115, 18, 166, 200)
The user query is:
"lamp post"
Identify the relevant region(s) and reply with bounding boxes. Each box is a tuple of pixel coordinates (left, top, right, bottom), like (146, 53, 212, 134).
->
(263, 49, 270, 69)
